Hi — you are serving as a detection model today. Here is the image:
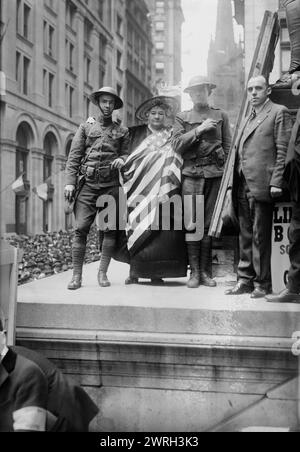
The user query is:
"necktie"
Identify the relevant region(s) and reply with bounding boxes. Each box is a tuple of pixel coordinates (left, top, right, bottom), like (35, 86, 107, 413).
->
(249, 108, 257, 121)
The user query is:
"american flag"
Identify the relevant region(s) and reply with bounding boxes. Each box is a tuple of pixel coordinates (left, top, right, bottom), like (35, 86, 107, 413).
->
(122, 129, 183, 255)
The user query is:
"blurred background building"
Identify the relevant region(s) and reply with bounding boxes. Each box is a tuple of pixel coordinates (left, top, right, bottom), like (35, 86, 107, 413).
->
(146, 0, 184, 99)
(207, 0, 244, 125)
(0, 0, 155, 236)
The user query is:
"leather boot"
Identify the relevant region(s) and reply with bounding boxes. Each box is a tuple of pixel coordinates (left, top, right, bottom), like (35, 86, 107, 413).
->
(199, 236, 217, 287)
(187, 242, 201, 289)
(97, 232, 116, 288)
(67, 247, 85, 290)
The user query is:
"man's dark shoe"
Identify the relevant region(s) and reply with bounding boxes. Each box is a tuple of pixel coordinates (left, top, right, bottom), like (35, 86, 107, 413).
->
(251, 287, 270, 299)
(125, 276, 139, 285)
(151, 278, 165, 286)
(272, 71, 300, 90)
(200, 272, 217, 288)
(225, 282, 253, 296)
(67, 275, 82, 291)
(266, 289, 300, 304)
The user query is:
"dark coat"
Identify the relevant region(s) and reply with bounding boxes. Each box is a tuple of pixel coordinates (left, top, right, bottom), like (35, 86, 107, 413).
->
(172, 106, 232, 178)
(0, 347, 98, 432)
(66, 117, 129, 187)
(284, 108, 300, 202)
(233, 100, 293, 203)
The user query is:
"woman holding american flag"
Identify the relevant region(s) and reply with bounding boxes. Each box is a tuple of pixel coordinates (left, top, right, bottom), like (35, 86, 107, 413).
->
(122, 96, 187, 286)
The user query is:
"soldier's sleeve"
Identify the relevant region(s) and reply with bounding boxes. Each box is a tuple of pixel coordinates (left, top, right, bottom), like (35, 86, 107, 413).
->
(221, 111, 232, 158)
(172, 114, 200, 155)
(271, 107, 293, 188)
(118, 128, 130, 162)
(65, 124, 87, 186)
(13, 363, 48, 432)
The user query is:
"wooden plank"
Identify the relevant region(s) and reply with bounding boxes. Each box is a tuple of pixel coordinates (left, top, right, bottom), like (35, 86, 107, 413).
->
(209, 11, 280, 238)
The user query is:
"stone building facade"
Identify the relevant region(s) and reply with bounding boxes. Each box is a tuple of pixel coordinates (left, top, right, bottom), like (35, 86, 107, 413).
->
(0, 0, 153, 236)
(124, 0, 153, 126)
(145, 0, 184, 95)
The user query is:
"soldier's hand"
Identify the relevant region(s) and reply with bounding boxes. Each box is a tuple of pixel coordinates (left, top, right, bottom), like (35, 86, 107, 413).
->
(64, 185, 76, 201)
(270, 186, 283, 199)
(111, 158, 124, 170)
(196, 119, 218, 136)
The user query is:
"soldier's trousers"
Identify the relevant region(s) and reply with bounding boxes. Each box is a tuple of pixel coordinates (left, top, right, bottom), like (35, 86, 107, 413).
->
(237, 175, 273, 290)
(73, 181, 120, 249)
(288, 202, 300, 292)
(182, 176, 221, 238)
(284, 0, 300, 72)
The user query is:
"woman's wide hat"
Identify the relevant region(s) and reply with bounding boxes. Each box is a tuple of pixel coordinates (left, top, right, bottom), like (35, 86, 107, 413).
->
(135, 96, 180, 122)
(89, 87, 124, 110)
(184, 76, 217, 93)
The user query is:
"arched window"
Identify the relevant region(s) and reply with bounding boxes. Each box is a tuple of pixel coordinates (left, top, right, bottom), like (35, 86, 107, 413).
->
(43, 132, 58, 232)
(15, 122, 33, 235)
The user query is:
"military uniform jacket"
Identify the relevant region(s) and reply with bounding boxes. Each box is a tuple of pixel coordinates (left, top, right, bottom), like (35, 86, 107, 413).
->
(172, 106, 232, 178)
(0, 347, 99, 432)
(66, 117, 130, 187)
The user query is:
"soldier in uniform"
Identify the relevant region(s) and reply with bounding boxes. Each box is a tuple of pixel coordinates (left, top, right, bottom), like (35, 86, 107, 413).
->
(173, 76, 232, 289)
(65, 87, 129, 290)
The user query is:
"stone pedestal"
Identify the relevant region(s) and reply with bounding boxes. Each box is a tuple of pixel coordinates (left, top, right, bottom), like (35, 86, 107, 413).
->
(16, 261, 300, 432)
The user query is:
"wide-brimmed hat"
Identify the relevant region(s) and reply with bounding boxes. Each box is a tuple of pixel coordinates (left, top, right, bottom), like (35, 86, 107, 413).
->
(90, 87, 124, 110)
(184, 76, 217, 94)
(135, 96, 180, 122)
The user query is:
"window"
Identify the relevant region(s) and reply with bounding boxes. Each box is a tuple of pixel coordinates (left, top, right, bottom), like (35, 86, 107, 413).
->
(98, 0, 104, 21)
(23, 3, 30, 39)
(156, 61, 165, 75)
(16, 51, 21, 89)
(65, 39, 75, 72)
(155, 21, 165, 31)
(117, 50, 122, 69)
(65, 83, 74, 117)
(155, 41, 165, 51)
(84, 55, 91, 84)
(84, 95, 90, 118)
(44, 21, 56, 58)
(84, 18, 93, 45)
(43, 69, 56, 108)
(65, 0, 76, 30)
(117, 84, 122, 97)
(116, 15, 123, 36)
(16, 53, 30, 95)
(16, 1, 31, 40)
(99, 67, 105, 87)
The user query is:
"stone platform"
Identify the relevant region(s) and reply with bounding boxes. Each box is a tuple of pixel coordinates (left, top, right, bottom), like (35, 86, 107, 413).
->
(16, 261, 300, 432)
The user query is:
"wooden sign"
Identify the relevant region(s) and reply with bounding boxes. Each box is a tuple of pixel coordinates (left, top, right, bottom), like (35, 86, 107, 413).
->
(271, 203, 292, 294)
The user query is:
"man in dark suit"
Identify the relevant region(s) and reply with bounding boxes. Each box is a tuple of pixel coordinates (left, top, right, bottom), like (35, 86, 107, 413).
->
(266, 108, 300, 303)
(0, 312, 98, 432)
(225, 75, 293, 298)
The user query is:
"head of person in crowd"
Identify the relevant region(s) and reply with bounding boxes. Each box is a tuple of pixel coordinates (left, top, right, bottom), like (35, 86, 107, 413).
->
(247, 75, 272, 109)
(184, 76, 217, 108)
(0, 310, 7, 356)
(90, 87, 123, 119)
(135, 96, 180, 130)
